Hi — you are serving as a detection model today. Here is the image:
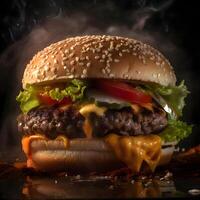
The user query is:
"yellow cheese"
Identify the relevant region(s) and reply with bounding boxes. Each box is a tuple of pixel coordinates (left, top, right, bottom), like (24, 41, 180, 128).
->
(79, 104, 106, 117)
(140, 103, 154, 111)
(22, 135, 68, 156)
(105, 134, 161, 173)
(79, 104, 107, 138)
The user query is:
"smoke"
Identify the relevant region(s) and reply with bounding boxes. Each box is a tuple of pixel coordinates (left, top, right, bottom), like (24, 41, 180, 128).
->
(0, 0, 194, 157)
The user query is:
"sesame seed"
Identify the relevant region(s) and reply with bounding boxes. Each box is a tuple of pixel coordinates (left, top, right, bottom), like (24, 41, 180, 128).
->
(80, 57, 85, 61)
(75, 57, 79, 62)
(109, 73, 114, 78)
(64, 49, 69, 54)
(114, 59, 120, 63)
(102, 68, 106, 74)
(44, 66, 50, 71)
(136, 70, 141, 74)
(70, 60, 75, 65)
(63, 57, 68, 61)
(83, 69, 87, 75)
(156, 62, 160, 66)
(102, 55, 106, 59)
(106, 68, 111, 73)
(108, 57, 112, 62)
(150, 56, 155, 60)
(64, 66, 67, 69)
(104, 50, 108, 55)
(110, 41, 114, 49)
(119, 52, 123, 57)
(86, 56, 89, 60)
(68, 75, 74, 78)
(100, 59, 104, 63)
(69, 53, 74, 58)
(95, 56, 100, 59)
(142, 59, 146, 64)
(86, 62, 91, 67)
(106, 63, 111, 67)
(54, 59, 58, 64)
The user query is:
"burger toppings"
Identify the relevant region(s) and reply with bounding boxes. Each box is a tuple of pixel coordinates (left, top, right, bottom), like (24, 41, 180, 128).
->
(38, 94, 72, 106)
(143, 80, 189, 119)
(95, 79, 152, 104)
(16, 79, 192, 143)
(18, 105, 85, 139)
(21, 133, 161, 173)
(17, 103, 167, 139)
(105, 134, 161, 172)
(16, 79, 86, 113)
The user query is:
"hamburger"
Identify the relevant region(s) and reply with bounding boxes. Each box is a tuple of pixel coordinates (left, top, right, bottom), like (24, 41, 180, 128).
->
(16, 35, 192, 174)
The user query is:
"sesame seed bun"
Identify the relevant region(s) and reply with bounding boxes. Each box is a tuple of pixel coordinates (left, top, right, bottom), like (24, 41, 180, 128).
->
(26, 138, 175, 173)
(22, 35, 176, 88)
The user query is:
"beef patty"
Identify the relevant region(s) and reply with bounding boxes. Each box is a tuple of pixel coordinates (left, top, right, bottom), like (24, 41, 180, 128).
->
(17, 104, 167, 139)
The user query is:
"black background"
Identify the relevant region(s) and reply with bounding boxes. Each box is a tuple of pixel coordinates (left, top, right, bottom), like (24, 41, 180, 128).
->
(0, 0, 199, 154)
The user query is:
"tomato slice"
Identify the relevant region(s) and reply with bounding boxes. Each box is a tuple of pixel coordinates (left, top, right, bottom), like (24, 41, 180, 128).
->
(58, 97, 72, 106)
(95, 80, 152, 104)
(38, 93, 57, 105)
(38, 93, 72, 106)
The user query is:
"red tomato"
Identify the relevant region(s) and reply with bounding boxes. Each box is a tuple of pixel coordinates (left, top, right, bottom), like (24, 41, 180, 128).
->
(95, 80, 152, 104)
(58, 97, 72, 105)
(38, 93, 58, 105)
(38, 93, 72, 106)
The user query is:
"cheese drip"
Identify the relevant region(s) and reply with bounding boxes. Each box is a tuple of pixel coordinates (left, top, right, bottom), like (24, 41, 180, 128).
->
(105, 134, 161, 173)
(79, 104, 106, 138)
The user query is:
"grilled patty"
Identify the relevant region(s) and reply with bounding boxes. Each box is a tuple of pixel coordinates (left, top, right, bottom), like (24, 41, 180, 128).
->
(17, 104, 167, 139)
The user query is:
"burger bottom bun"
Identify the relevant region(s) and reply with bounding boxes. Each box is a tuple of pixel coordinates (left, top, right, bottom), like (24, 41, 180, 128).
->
(27, 138, 175, 174)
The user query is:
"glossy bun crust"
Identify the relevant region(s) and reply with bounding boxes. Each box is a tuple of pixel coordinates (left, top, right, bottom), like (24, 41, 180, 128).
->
(22, 35, 176, 88)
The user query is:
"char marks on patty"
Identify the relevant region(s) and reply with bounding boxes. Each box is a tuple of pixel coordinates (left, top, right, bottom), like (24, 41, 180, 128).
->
(18, 105, 85, 139)
(17, 104, 167, 139)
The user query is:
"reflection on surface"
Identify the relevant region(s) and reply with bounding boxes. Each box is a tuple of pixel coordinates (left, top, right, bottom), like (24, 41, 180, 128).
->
(22, 175, 178, 199)
(1, 162, 199, 199)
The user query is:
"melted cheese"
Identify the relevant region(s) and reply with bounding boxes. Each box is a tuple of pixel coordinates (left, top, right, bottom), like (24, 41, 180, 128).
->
(22, 133, 161, 173)
(105, 134, 161, 173)
(140, 103, 154, 111)
(79, 104, 107, 138)
(79, 104, 106, 117)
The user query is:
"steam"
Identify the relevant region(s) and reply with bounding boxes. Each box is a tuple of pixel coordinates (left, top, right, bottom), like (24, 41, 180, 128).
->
(0, 0, 192, 156)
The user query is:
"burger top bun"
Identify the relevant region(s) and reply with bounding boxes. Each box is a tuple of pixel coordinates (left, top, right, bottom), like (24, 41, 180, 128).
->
(22, 35, 176, 88)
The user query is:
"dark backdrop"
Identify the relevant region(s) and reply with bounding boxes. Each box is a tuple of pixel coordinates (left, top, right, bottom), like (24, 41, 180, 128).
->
(0, 0, 199, 157)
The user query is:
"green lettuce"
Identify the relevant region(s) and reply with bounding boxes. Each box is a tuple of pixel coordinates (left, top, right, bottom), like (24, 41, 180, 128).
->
(49, 79, 87, 101)
(16, 79, 87, 113)
(159, 120, 193, 143)
(16, 85, 40, 113)
(145, 81, 189, 119)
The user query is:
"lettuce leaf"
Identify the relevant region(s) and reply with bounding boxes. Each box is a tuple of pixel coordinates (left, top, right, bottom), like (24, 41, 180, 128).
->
(145, 81, 189, 119)
(49, 79, 87, 101)
(16, 85, 40, 113)
(16, 79, 87, 113)
(159, 120, 193, 142)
